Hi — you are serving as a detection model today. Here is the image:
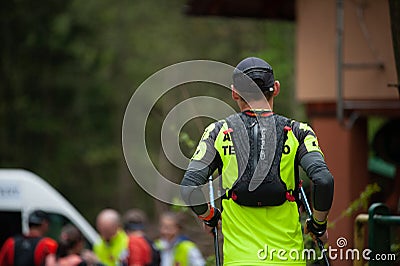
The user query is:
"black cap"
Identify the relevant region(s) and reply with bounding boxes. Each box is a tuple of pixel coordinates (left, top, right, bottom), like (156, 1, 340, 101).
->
(28, 210, 49, 225)
(233, 57, 275, 93)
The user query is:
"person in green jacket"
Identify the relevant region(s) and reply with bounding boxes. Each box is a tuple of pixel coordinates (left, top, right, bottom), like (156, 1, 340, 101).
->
(155, 212, 204, 266)
(94, 208, 129, 266)
(181, 57, 334, 265)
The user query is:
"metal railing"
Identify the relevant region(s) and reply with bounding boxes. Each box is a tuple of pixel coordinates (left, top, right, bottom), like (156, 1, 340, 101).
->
(354, 203, 400, 266)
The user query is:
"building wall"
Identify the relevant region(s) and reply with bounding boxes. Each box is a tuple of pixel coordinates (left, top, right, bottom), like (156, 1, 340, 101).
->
(311, 117, 368, 266)
(296, 1, 398, 265)
(296, 0, 398, 101)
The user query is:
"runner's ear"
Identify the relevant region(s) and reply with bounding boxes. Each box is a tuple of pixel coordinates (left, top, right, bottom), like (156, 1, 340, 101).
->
(273, 81, 280, 97)
(231, 85, 241, 101)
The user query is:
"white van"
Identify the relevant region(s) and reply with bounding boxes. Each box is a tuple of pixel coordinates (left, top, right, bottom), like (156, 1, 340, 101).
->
(0, 169, 100, 248)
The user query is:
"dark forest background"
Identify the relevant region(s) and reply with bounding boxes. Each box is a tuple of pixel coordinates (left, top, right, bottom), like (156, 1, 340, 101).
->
(0, 0, 302, 256)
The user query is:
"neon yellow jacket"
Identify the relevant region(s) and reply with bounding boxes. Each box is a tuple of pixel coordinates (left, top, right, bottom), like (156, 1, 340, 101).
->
(155, 237, 205, 266)
(93, 229, 129, 266)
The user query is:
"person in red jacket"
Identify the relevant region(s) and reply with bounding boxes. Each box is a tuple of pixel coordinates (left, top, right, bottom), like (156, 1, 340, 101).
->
(0, 210, 58, 266)
(123, 208, 156, 266)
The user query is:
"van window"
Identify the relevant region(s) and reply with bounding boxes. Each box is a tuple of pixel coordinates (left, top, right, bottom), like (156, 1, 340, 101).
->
(0, 211, 22, 248)
(46, 212, 71, 240)
(47, 212, 93, 249)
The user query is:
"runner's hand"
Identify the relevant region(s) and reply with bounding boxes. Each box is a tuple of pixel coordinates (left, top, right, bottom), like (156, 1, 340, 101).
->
(202, 221, 221, 235)
(305, 225, 328, 244)
(203, 207, 221, 227)
(304, 218, 328, 244)
(198, 207, 221, 228)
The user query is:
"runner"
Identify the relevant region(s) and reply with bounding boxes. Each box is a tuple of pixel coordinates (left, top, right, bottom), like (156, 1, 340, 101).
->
(181, 57, 334, 265)
(0, 210, 58, 266)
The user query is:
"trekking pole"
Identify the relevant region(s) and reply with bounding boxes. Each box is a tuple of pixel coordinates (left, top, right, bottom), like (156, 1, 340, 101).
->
(300, 185, 330, 266)
(208, 176, 221, 266)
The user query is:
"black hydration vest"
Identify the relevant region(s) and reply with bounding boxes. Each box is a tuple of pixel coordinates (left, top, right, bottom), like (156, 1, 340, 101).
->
(225, 112, 297, 207)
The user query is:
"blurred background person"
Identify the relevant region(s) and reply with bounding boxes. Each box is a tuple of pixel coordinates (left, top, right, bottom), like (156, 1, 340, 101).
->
(155, 212, 204, 266)
(94, 209, 129, 266)
(46, 224, 102, 266)
(0, 209, 58, 266)
(123, 208, 160, 266)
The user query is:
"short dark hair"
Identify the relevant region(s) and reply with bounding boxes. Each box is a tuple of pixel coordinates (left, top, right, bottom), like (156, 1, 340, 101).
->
(237, 88, 274, 102)
(57, 224, 84, 258)
(28, 210, 49, 227)
(123, 209, 147, 231)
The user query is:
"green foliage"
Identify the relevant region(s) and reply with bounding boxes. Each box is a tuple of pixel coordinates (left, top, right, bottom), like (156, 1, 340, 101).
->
(0, 0, 297, 224)
(171, 197, 189, 213)
(329, 183, 381, 228)
(179, 131, 196, 150)
(368, 117, 387, 145)
(205, 255, 216, 266)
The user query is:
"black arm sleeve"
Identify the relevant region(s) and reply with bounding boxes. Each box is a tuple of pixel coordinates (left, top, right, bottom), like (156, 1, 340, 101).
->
(181, 160, 220, 215)
(180, 122, 223, 215)
(300, 152, 334, 211)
